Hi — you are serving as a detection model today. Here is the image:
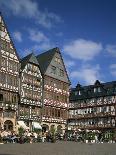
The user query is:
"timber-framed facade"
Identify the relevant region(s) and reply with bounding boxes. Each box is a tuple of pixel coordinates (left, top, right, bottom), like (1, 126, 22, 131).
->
(0, 14, 20, 131)
(37, 48, 70, 134)
(19, 53, 43, 130)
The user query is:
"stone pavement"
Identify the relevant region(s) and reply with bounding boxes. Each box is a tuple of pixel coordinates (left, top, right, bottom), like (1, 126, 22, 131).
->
(0, 141, 115, 155)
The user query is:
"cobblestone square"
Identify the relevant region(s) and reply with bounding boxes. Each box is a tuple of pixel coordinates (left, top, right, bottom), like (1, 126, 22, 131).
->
(0, 141, 116, 155)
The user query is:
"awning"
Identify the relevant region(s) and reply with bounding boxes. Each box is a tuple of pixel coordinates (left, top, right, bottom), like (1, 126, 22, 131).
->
(18, 121, 29, 130)
(32, 122, 42, 130)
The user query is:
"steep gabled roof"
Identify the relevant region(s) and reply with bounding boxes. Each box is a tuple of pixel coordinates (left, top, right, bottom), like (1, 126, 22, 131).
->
(21, 53, 39, 70)
(70, 80, 116, 101)
(0, 12, 20, 61)
(36, 48, 56, 74)
(36, 47, 70, 84)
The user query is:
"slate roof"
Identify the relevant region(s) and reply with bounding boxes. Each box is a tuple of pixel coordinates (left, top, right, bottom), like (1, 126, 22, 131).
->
(70, 80, 116, 101)
(36, 47, 70, 84)
(20, 53, 40, 70)
(36, 48, 57, 74)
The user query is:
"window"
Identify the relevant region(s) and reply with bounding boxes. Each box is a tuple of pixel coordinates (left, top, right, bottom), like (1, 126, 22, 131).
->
(9, 60, 13, 70)
(28, 64, 32, 71)
(94, 87, 101, 93)
(58, 110, 60, 117)
(94, 88, 97, 93)
(78, 91, 81, 95)
(1, 74, 6, 84)
(12, 94, 17, 103)
(0, 94, 3, 101)
(14, 77, 18, 86)
(55, 57, 60, 64)
(9, 48, 14, 54)
(51, 66, 56, 74)
(13, 62, 18, 72)
(98, 87, 101, 92)
(57, 95, 59, 101)
(59, 69, 64, 77)
(1, 57, 7, 68)
(0, 24, 5, 31)
(75, 91, 81, 95)
(1, 40, 10, 51)
(9, 76, 13, 85)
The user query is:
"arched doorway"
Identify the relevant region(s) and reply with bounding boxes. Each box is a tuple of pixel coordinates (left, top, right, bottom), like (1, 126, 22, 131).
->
(57, 125, 63, 134)
(4, 120, 13, 131)
(42, 124, 49, 132)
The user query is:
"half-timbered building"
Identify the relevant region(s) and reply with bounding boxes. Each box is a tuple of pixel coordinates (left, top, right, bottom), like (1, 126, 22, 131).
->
(68, 80, 116, 134)
(37, 47, 70, 134)
(19, 53, 43, 130)
(0, 14, 20, 131)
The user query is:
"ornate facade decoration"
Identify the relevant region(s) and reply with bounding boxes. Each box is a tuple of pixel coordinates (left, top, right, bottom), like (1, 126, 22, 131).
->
(0, 14, 20, 131)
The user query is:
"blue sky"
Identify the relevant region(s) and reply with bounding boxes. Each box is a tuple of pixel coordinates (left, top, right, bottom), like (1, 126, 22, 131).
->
(0, 0, 116, 87)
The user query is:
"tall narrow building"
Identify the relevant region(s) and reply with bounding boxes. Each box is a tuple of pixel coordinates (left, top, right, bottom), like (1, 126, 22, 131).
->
(19, 53, 43, 130)
(0, 14, 20, 131)
(37, 47, 70, 134)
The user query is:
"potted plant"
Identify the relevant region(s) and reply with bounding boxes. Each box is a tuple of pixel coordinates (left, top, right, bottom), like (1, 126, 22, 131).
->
(50, 126, 56, 143)
(18, 127, 24, 136)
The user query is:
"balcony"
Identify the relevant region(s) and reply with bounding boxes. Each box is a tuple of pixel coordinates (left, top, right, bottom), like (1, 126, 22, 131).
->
(75, 123, 115, 130)
(69, 111, 116, 120)
(70, 98, 116, 110)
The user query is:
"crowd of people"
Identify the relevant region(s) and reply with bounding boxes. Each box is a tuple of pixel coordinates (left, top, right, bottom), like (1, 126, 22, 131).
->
(0, 129, 65, 144)
(0, 129, 116, 144)
(0, 129, 40, 144)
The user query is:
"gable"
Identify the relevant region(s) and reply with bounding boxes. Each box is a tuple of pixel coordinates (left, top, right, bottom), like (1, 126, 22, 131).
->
(0, 15, 19, 61)
(29, 54, 39, 66)
(45, 51, 70, 84)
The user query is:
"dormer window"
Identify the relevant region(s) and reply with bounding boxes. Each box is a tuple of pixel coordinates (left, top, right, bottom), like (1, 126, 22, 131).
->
(94, 87, 101, 93)
(78, 91, 81, 95)
(94, 88, 97, 93)
(98, 87, 101, 92)
(75, 91, 81, 95)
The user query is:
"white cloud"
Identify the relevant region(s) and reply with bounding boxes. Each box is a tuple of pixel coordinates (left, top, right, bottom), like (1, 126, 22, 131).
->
(64, 59, 76, 68)
(13, 31, 22, 42)
(110, 64, 116, 76)
(29, 29, 48, 43)
(63, 39, 103, 61)
(28, 29, 54, 51)
(70, 64, 101, 85)
(33, 42, 54, 51)
(106, 45, 116, 57)
(0, 0, 62, 28)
